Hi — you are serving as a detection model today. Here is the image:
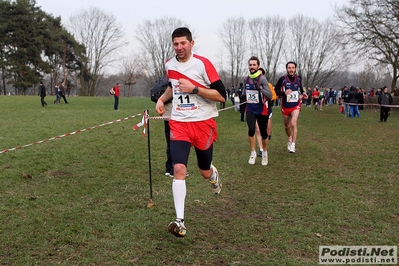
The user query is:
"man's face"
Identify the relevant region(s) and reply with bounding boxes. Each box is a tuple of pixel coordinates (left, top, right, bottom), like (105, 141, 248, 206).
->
(173, 36, 193, 62)
(248, 60, 259, 74)
(286, 63, 296, 76)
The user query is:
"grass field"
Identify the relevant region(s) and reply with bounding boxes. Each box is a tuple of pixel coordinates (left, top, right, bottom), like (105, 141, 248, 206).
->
(1, 95, 398, 265)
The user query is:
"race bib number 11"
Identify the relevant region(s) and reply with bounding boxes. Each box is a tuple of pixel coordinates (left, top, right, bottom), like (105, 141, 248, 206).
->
(174, 93, 198, 111)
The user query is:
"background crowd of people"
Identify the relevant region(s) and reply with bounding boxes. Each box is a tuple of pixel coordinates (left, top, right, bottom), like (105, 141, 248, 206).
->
(234, 84, 398, 122)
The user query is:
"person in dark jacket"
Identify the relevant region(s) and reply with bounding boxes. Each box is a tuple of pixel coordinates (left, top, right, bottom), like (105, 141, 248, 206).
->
(38, 82, 47, 107)
(341, 86, 349, 117)
(238, 83, 246, 122)
(348, 86, 360, 118)
(378, 86, 393, 122)
(54, 84, 60, 104)
(59, 82, 68, 104)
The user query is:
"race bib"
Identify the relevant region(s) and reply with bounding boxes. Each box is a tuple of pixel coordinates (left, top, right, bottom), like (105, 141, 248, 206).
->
(287, 91, 299, 103)
(246, 91, 259, 104)
(174, 92, 198, 111)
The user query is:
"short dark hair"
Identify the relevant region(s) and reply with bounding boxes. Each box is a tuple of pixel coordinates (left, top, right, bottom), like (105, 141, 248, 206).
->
(248, 56, 260, 66)
(286, 61, 297, 68)
(172, 27, 192, 41)
(259, 68, 266, 75)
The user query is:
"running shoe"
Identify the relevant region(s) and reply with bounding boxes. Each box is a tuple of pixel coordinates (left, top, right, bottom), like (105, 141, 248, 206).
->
(287, 137, 292, 152)
(168, 219, 186, 237)
(248, 151, 256, 165)
(289, 143, 296, 154)
(209, 165, 222, 194)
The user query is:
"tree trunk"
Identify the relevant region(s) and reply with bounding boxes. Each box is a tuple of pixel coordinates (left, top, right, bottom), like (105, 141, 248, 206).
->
(1, 67, 6, 95)
(391, 66, 398, 93)
(62, 41, 67, 84)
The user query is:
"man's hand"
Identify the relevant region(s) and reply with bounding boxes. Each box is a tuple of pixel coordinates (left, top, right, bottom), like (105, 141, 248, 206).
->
(155, 99, 165, 116)
(178, 78, 195, 93)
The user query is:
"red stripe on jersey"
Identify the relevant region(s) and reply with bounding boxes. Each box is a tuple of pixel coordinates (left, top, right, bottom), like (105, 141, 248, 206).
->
(192, 54, 220, 84)
(168, 70, 211, 90)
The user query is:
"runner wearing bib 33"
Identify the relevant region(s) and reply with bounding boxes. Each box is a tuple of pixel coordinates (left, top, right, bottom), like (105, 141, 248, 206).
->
(274, 61, 308, 154)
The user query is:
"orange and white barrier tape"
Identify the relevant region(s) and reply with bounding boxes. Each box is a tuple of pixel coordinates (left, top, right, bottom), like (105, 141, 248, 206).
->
(5, 101, 394, 154)
(0, 113, 143, 154)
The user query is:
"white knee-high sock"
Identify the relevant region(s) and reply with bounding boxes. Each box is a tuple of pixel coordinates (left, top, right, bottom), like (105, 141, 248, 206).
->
(210, 165, 217, 180)
(172, 179, 186, 220)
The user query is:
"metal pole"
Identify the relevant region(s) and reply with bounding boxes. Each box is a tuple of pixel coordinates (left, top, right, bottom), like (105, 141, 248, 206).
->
(146, 110, 154, 208)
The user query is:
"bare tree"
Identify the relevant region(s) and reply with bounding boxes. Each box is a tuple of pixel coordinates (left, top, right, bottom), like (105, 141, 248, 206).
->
(248, 16, 286, 84)
(335, 0, 399, 91)
(354, 63, 378, 90)
(286, 15, 349, 88)
(215, 49, 230, 88)
(219, 17, 247, 88)
(364, 62, 392, 89)
(120, 53, 145, 97)
(135, 17, 190, 86)
(67, 6, 127, 96)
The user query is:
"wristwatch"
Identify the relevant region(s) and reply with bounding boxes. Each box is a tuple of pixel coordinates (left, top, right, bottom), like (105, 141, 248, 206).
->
(192, 86, 198, 94)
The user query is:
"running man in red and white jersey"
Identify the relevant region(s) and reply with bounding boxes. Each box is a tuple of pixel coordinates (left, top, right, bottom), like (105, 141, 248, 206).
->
(275, 61, 308, 153)
(156, 27, 226, 237)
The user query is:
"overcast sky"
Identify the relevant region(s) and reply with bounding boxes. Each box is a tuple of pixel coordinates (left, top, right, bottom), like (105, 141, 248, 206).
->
(36, 0, 350, 65)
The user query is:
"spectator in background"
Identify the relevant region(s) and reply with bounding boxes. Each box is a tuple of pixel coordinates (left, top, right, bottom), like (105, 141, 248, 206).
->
(336, 88, 342, 104)
(226, 86, 231, 100)
(378, 86, 393, 122)
(38, 81, 47, 107)
(59, 82, 68, 104)
(348, 86, 360, 118)
(163, 100, 174, 177)
(328, 88, 335, 106)
(54, 84, 60, 104)
(113, 83, 120, 110)
(369, 88, 375, 97)
(342, 86, 349, 117)
(332, 88, 338, 104)
(233, 91, 240, 111)
(66, 85, 71, 97)
(230, 85, 235, 105)
(338, 97, 344, 114)
(393, 87, 399, 97)
(238, 83, 246, 122)
(325, 88, 330, 107)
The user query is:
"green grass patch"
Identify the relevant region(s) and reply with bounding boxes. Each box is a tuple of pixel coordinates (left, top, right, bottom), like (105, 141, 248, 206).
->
(1, 96, 398, 265)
